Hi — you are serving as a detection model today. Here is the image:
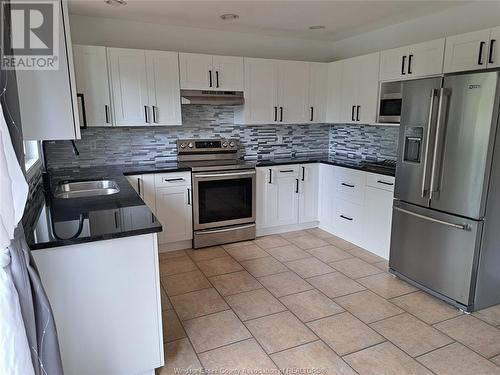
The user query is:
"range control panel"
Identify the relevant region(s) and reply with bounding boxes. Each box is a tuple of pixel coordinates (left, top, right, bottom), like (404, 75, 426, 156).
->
(177, 139, 239, 153)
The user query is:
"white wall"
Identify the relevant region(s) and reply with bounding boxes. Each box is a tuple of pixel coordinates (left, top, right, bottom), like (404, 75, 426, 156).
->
(329, 2, 500, 60)
(69, 14, 334, 62)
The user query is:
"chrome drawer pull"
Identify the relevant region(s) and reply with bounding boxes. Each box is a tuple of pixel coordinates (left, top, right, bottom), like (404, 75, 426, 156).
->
(394, 207, 471, 231)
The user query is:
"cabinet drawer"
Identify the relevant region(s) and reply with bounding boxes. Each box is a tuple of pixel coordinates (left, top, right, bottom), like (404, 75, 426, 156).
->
(334, 199, 364, 245)
(335, 168, 366, 203)
(154, 172, 191, 187)
(270, 165, 300, 180)
(366, 173, 395, 192)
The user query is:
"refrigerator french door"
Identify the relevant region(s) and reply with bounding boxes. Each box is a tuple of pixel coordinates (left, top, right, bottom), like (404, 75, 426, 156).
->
(390, 71, 500, 310)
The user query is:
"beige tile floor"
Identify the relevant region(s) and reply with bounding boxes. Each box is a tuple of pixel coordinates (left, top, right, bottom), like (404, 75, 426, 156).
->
(156, 229, 500, 375)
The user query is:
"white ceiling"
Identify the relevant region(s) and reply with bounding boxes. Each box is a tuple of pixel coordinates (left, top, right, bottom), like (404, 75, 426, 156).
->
(68, 0, 469, 42)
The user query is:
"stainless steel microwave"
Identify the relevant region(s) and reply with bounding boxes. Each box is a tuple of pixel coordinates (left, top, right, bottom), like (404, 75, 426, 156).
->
(378, 93, 402, 123)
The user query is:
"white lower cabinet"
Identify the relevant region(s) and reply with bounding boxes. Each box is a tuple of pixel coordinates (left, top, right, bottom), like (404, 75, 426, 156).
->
(257, 164, 319, 231)
(126, 172, 193, 246)
(364, 186, 394, 259)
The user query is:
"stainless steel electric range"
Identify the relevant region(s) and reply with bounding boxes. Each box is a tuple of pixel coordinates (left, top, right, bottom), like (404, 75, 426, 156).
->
(177, 139, 256, 248)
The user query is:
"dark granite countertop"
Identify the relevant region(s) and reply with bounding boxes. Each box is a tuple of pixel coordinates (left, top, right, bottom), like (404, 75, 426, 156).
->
(255, 154, 396, 177)
(24, 165, 163, 250)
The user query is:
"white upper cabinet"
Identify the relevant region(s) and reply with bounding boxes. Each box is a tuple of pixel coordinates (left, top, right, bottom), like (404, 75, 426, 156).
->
(146, 51, 182, 126)
(108, 48, 181, 126)
(444, 28, 493, 73)
(338, 52, 380, 124)
(325, 61, 342, 123)
(179, 53, 244, 91)
(212, 55, 245, 91)
(108, 48, 149, 126)
(379, 38, 444, 81)
(18, 0, 80, 140)
(73, 45, 112, 126)
(308, 63, 328, 123)
(489, 26, 500, 69)
(277, 60, 309, 124)
(235, 58, 278, 125)
(236, 58, 310, 125)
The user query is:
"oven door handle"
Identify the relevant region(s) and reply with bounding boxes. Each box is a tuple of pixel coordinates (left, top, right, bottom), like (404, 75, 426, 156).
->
(194, 171, 256, 179)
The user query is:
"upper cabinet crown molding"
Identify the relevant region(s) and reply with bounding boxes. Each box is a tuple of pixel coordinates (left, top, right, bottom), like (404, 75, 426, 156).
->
(108, 48, 181, 126)
(379, 38, 445, 81)
(179, 52, 244, 91)
(444, 27, 499, 73)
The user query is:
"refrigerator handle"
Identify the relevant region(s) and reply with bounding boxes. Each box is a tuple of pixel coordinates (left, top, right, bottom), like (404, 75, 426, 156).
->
(429, 88, 451, 200)
(421, 89, 439, 198)
(393, 207, 471, 231)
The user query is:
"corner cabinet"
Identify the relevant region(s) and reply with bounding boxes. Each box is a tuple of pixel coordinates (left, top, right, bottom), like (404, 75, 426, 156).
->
(73, 45, 112, 126)
(444, 27, 499, 73)
(256, 164, 319, 232)
(179, 53, 244, 91)
(108, 48, 181, 126)
(17, 0, 80, 140)
(379, 38, 445, 81)
(308, 63, 328, 123)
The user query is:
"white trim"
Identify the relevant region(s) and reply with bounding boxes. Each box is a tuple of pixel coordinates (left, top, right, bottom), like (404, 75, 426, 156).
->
(256, 221, 318, 237)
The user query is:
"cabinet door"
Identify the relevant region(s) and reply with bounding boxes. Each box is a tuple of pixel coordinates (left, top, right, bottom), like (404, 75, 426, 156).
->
(379, 46, 408, 81)
(126, 175, 142, 195)
(407, 38, 445, 78)
(298, 164, 319, 223)
(487, 26, 500, 69)
(340, 58, 359, 123)
(179, 53, 213, 90)
(273, 176, 300, 226)
(146, 51, 181, 126)
(126, 174, 156, 213)
(326, 61, 342, 123)
(155, 186, 193, 244)
(18, 0, 80, 140)
(308, 63, 328, 123)
(73, 45, 111, 126)
(108, 48, 149, 126)
(212, 55, 244, 91)
(319, 164, 336, 232)
(241, 58, 278, 124)
(278, 60, 309, 123)
(444, 29, 491, 73)
(356, 52, 380, 124)
(363, 186, 393, 259)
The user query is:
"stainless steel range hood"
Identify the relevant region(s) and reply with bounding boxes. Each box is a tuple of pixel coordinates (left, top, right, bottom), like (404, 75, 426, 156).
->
(180, 90, 244, 105)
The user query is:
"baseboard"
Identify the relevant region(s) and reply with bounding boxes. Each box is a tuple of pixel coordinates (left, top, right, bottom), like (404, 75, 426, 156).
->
(158, 239, 193, 252)
(256, 221, 319, 237)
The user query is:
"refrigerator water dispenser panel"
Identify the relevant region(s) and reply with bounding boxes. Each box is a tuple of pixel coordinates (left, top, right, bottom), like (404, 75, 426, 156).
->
(403, 127, 424, 163)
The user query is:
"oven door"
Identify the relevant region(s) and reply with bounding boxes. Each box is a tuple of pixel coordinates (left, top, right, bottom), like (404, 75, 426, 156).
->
(192, 169, 256, 230)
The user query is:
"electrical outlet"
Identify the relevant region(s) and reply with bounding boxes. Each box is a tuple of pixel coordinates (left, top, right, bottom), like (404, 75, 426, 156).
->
(276, 135, 283, 144)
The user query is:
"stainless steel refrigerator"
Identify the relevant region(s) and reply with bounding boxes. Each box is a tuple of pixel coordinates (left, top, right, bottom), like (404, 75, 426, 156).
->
(390, 71, 500, 312)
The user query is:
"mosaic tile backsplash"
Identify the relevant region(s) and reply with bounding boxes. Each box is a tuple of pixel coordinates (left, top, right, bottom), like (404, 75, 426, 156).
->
(44, 105, 399, 170)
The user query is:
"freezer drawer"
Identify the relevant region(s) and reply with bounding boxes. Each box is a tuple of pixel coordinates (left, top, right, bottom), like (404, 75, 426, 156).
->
(389, 201, 482, 306)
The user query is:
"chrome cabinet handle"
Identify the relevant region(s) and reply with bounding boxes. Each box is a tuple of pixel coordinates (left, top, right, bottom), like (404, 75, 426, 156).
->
(394, 207, 471, 231)
(341, 182, 355, 188)
(478, 41, 486, 65)
(421, 89, 439, 198)
(489, 39, 496, 64)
